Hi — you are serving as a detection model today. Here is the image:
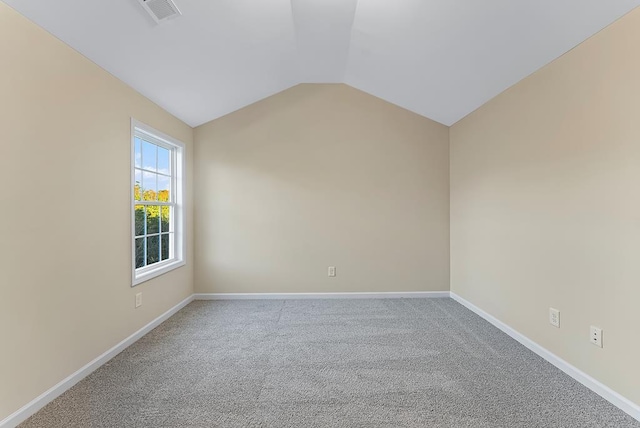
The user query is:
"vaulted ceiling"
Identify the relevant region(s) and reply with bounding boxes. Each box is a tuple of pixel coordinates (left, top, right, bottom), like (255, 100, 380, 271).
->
(3, 0, 639, 127)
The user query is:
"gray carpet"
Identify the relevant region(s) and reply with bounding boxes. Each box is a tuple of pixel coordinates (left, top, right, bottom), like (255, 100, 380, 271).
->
(20, 298, 639, 427)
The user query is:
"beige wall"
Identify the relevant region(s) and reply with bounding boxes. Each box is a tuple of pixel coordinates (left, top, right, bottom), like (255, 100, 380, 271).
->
(450, 8, 640, 406)
(0, 4, 194, 420)
(194, 84, 449, 294)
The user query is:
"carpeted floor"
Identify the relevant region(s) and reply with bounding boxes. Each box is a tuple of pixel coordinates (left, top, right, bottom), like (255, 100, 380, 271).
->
(20, 298, 639, 427)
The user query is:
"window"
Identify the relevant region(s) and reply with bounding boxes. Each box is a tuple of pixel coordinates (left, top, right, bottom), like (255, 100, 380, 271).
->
(131, 120, 185, 286)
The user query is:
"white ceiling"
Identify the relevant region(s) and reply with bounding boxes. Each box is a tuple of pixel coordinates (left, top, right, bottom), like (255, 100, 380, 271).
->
(3, 0, 639, 127)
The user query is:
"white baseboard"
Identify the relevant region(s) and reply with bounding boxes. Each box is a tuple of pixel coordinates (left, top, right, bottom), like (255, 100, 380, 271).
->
(194, 291, 450, 300)
(0, 295, 195, 428)
(450, 292, 640, 422)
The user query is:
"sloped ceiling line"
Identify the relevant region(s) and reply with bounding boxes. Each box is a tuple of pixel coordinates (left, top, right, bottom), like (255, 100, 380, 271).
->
(290, 0, 360, 83)
(3, 0, 639, 127)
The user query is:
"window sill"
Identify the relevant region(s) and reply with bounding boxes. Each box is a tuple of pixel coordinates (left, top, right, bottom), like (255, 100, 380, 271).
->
(132, 259, 185, 287)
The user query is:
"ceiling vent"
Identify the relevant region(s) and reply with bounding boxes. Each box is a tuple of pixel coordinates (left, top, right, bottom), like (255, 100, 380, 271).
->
(137, 0, 181, 24)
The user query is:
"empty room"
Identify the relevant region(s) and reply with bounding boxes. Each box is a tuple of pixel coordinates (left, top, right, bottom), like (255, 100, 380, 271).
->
(1, 0, 639, 427)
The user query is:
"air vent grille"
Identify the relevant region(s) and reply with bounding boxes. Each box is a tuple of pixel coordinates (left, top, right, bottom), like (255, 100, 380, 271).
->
(138, 0, 181, 24)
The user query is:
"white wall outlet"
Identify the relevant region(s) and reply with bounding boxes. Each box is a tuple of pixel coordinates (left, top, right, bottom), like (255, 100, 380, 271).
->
(135, 292, 142, 308)
(549, 308, 560, 328)
(590, 326, 603, 348)
(328, 266, 336, 277)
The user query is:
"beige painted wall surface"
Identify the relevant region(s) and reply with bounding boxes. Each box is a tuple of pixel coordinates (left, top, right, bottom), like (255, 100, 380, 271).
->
(0, 4, 194, 420)
(450, 9, 640, 405)
(195, 84, 449, 294)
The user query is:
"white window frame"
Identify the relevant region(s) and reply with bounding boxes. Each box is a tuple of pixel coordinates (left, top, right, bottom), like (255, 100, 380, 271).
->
(131, 119, 186, 286)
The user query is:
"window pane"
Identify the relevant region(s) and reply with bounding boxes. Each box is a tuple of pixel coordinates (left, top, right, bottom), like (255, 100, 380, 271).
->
(158, 146, 170, 175)
(134, 138, 142, 168)
(142, 171, 157, 201)
(132, 125, 184, 284)
(135, 238, 145, 269)
(134, 169, 142, 201)
(142, 140, 157, 171)
(147, 235, 160, 265)
(161, 206, 170, 232)
(146, 205, 161, 234)
(161, 233, 170, 261)
(135, 205, 145, 236)
(157, 175, 170, 202)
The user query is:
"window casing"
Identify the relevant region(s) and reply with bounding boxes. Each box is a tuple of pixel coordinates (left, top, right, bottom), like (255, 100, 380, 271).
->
(131, 120, 185, 286)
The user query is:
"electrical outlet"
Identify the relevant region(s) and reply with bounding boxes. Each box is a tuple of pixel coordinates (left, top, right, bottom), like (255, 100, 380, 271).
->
(549, 308, 560, 328)
(590, 326, 603, 348)
(135, 292, 142, 308)
(328, 266, 336, 277)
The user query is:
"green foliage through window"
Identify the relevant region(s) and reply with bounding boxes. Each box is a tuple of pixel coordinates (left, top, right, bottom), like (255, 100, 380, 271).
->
(134, 135, 173, 270)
